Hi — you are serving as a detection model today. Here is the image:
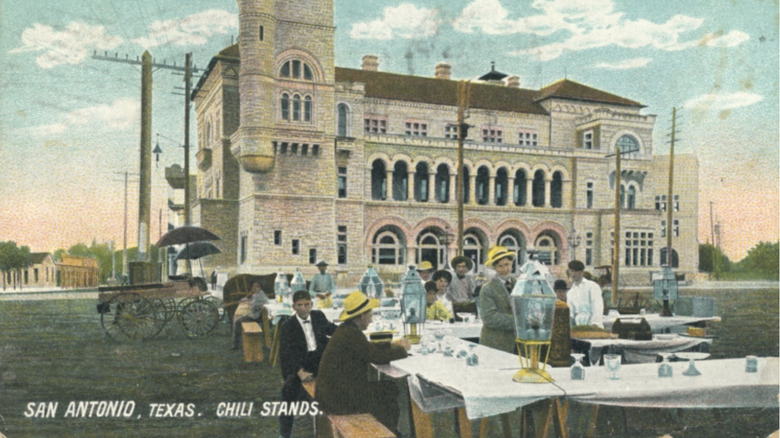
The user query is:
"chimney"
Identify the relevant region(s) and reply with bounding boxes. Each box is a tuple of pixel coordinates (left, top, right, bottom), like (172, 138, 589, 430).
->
(362, 55, 379, 71)
(435, 62, 452, 80)
(505, 75, 520, 88)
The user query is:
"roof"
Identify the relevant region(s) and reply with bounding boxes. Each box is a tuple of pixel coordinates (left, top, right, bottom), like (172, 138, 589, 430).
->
(30, 252, 52, 264)
(477, 62, 509, 81)
(335, 67, 548, 115)
(536, 79, 643, 107)
(192, 43, 239, 99)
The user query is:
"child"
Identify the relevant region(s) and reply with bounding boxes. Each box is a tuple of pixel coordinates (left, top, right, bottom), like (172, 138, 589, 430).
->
(425, 280, 452, 321)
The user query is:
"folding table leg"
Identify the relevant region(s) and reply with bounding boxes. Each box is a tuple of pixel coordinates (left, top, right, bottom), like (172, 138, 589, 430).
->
(455, 408, 473, 438)
(585, 405, 600, 438)
(409, 396, 433, 438)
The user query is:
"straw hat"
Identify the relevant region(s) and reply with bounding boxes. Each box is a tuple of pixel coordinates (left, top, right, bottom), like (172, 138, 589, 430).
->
(417, 261, 434, 272)
(339, 291, 380, 321)
(485, 246, 515, 268)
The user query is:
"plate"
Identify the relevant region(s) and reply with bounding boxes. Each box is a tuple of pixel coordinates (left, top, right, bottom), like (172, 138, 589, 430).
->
(673, 352, 710, 361)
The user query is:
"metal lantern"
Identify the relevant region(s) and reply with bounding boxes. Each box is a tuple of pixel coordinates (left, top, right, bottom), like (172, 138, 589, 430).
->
(652, 266, 678, 317)
(359, 265, 384, 299)
(401, 266, 426, 344)
(274, 271, 290, 303)
(290, 267, 307, 294)
(510, 257, 557, 383)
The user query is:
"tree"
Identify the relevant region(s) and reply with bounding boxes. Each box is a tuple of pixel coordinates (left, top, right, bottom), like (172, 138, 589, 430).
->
(0, 241, 32, 290)
(699, 244, 731, 275)
(738, 241, 779, 280)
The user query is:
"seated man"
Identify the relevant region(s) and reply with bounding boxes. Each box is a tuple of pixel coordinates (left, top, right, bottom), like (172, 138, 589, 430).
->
(309, 260, 335, 309)
(232, 280, 269, 350)
(316, 291, 411, 434)
(425, 281, 452, 321)
(278, 290, 337, 438)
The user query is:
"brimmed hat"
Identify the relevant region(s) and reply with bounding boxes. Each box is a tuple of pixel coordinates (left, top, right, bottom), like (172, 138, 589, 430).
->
(450, 255, 473, 270)
(417, 261, 433, 272)
(432, 270, 452, 283)
(339, 291, 380, 321)
(485, 246, 515, 268)
(316, 260, 328, 267)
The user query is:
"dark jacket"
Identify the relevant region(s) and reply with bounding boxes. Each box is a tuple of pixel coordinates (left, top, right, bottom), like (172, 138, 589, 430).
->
(279, 310, 337, 380)
(477, 276, 516, 353)
(316, 319, 407, 414)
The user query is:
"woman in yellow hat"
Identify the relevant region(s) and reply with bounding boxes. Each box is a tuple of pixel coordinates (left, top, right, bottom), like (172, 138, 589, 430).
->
(316, 291, 410, 434)
(477, 246, 517, 353)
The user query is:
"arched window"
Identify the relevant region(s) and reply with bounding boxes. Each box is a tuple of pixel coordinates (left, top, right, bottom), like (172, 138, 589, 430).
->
(463, 234, 483, 274)
(417, 231, 444, 269)
(337, 103, 348, 137)
(435, 164, 450, 203)
(371, 160, 386, 200)
(281, 93, 290, 120)
(304, 96, 312, 122)
(627, 185, 636, 209)
(292, 94, 301, 121)
(414, 162, 429, 202)
(620, 184, 626, 208)
(279, 59, 315, 81)
(499, 233, 526, 273)
(393, 162, 408, 201)
(551, 171, 563, 208)
(495, 168, 508, 206)
(532, 170, 545, 207)
(616, 135, 639, 156)
(514, 169, 527, 206)
(373, 229, 405, 265)
(535, 232, 560, 265)
(476, 166, 490, 205)
(461, 166, 470, 204)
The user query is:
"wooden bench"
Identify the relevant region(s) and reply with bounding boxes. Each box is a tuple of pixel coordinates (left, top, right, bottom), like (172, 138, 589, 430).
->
(327, 413, 395, 438)
(241, 322, 263, 363)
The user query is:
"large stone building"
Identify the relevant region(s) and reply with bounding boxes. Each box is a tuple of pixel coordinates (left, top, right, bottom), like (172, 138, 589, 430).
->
(187, 0, 698, 286)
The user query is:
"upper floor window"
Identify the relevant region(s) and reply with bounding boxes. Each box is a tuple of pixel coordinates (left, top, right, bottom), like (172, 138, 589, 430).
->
(586, 181, 594, 209)
(518, 130, 537, 147)
(583, 130, 593, 149)
(616, 135, 639, 156)
(482, 127, 503, 143)
(279, 59, 313, 80)
(280, 93, 313, 122)
(364, 116, 387, 134)
(445, 124, 460, 140)
(655, 195, 667, 211)
(337, 103, 349, 137)
(405, 121, 428, 137)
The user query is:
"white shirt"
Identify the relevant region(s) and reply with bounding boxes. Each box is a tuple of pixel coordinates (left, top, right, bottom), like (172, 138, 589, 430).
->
(296, 314, 317, 352)
(567, 277, 604, 327)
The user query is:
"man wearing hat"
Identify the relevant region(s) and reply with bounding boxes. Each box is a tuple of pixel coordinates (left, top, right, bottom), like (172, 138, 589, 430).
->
(567, 260, 604, 327)
(447, 255, 477, 305)
(278, 290, 337, 438)
(316, 291, 411, 434)
(477, 246, 517, 353)
(309, 260, 335, 309)
(417, 260, 434, 281)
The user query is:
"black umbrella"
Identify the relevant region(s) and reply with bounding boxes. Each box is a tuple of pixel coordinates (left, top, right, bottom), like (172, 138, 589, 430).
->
(156, 226, 221, 247)
(175, 241, 221, 261)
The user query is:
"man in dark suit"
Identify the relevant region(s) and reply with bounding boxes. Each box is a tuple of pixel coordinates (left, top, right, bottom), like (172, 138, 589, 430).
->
(278, 290, 337, 438)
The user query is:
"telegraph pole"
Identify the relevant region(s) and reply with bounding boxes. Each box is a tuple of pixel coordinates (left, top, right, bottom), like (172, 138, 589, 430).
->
(666, 107, 677, 265)
(456, 81, 470, 256)
(184, 53, 192, 225)
(612, 146, 621, 306)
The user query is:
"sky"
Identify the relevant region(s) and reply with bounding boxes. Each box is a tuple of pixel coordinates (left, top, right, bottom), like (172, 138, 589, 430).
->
(0, 0, 777, 262)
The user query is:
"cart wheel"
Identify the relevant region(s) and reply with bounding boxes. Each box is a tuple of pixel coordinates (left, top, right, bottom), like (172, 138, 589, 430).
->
(149, 298, 174, 338)
(178, 298, 220, 338)
(203, 295, 227, 323)
(100, 293, 160, 342)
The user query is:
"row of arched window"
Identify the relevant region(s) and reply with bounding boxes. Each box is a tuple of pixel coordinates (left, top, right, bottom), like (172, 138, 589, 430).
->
(370, 160, 565, 208)
(280, 93, 313, 122)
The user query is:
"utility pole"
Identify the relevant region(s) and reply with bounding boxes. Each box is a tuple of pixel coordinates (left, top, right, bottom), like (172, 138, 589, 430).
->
(665, 108, 676, 265)
(184, 53, 192, 226)
(612, 146, 621, 306)
(113, 171, 139, 279)
(456, 81, 471, 256)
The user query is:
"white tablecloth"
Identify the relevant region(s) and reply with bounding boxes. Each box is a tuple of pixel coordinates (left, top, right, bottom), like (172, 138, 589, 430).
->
(574, 334, 713, 364)
(603, 314, 721, 333)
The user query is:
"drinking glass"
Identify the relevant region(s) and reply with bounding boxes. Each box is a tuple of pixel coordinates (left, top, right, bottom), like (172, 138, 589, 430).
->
(570, 353, 585, 380)
(657, 352, 673, 378)
(433, 329, 446, 352)
(604, 354, 621, 380)
(676, 352, 709, 376)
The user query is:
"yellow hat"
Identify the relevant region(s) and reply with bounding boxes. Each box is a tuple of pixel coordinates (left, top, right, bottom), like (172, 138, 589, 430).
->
(485, 246, 515, 268)
(339, 291, 380, 321)
(417, 261, 433, 272)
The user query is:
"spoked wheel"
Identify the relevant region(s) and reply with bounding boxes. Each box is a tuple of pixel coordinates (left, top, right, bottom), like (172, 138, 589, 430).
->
(178, 298, 220, 338)
(149, 298, 175, 337)
(100, 293, 160, 342)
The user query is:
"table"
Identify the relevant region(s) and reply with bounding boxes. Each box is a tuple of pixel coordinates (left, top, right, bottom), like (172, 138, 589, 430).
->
(571, 334, 713, 365)
(603, 314, 721, 333)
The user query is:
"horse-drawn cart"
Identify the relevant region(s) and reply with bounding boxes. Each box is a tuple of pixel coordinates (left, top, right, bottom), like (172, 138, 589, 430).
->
(96, 279, 220, 342)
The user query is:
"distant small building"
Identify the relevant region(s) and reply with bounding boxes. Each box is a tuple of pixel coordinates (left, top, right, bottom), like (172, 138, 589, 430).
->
(25, 253, 57, 288)
(56, 255, 98, 288)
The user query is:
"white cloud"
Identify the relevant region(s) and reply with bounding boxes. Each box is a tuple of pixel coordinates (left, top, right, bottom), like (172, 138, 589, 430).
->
(10, 22, 122, 69)
(683, 92, 763, 110)
(65, 98, 139, 130)
(132, 9, 237, 48)
(593, 57, 651, 70)
(27, 123, 67, 137)
(698, 30, 750, 48)
(350, 3, 441, 40)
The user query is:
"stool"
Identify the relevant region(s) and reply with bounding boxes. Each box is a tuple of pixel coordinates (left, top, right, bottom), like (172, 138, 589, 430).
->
(328, 414, 395, 438)
(241, 322, 263, 363)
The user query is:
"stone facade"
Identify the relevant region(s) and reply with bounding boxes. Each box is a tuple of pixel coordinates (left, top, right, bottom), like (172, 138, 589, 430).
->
(187, 0, 699, 286)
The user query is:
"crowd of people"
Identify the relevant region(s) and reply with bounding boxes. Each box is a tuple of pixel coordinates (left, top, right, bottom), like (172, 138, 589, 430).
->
(230, 251, 605, 437)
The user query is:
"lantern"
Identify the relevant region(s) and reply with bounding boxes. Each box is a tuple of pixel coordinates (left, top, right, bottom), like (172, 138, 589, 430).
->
(401, 266, 426, 344)
(510, 257, 557, 383)
(359, 265, 384, 299)
(290, 267, 307, 295)
(652, 266, 678, 317)
(274, 271, 290, 303)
